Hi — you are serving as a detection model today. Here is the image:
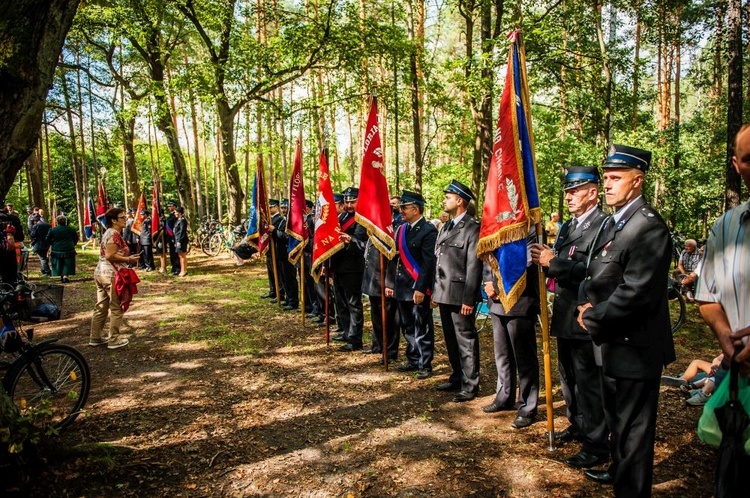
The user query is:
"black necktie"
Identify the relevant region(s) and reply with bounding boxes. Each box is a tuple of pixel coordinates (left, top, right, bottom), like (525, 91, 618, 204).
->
(405, 224, 412, 236)
(569, 218, 578, 233)
(446, 220, 454, 232)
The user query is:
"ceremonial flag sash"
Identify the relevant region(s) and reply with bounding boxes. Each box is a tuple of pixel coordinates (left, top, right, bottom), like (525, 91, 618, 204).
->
(150, 183, 162, 238)
(311, 150, 344, 280)
(354, 97, 396, 259)
(287, 139, 308, 265)
(340, 213, 357, 233)
(477, 32, 541, 311)
(246, 157, 272, 256)
(84, 194, 95, 239)
(396, 224, 431, 295)
(131, 194, 147, 236)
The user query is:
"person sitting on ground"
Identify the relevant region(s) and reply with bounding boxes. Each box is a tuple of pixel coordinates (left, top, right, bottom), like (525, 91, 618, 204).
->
(661, 352, 724, 390)
(675, 238, 701, 301)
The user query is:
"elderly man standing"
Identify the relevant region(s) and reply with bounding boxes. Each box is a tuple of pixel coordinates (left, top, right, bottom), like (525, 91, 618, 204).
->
(531, 167, 608, 462)
(433, 180, 483, 402)
(576, 145, 675, 496)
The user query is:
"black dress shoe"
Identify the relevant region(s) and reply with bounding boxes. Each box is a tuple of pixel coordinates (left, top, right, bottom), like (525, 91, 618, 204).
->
(435, 381, 460, 392)
(332, 327, 343, 333)
(382, 355, 398, 365)
(481, 401, 514, 413)
(261, 293, 276, 299)
(306, 312, 318, 318)
(283, 305, 299, 311)
(332, 334, 347, 342)
(416, 369, 431, 380)
(565, 451, 608, 469)
(511, 415, 535, 429)
(395, 363, 418, 372)
(338, 343, 361, 352)
(554, 426, 581, 443)
(361, 348, 382, 354)
(584, 469, 614, 485)
(452, 390, 477, 402)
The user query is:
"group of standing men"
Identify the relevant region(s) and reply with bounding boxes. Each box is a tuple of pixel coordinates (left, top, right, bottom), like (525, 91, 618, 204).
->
(258, 140, 749, 497)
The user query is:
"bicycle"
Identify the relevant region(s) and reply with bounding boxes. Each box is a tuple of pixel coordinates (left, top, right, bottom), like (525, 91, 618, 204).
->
(202, 223, 245, 257)
(667, 275, 686, 333)
(0, 283, 90, 431)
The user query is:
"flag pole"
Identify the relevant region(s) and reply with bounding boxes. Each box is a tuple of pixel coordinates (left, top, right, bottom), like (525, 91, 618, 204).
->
(270, 240, 282, 308)
(325, 260, 331, 345)
(380, 253, 388, 371)
(536, 221, 556, 451)
(300, 256, 306, 327)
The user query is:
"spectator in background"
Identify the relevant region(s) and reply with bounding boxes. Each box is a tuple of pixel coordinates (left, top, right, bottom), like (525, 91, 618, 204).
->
(139, 210, 155, 271)
(675, 238, 701, 301)
(29, 214, 51, 276)
(122, 208, 139, 257)
(545, 212, 560, 245)
(46, 215, 79, 283)
(173, 206, 189, 277)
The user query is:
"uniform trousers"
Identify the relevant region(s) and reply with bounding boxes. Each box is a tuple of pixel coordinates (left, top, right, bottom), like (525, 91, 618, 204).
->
(438, 304, 479, 393)
(489, 313, 538, 418)
(140, 245, 155, 270)
(557, 337, 608, 455)
(168, 239, 179, 274)
(602, 374, 660, 498)
(280, 259, 299, 307)
(368, 295, 399, 358)
(398, 298, 434, 370)
(333, 272, 364, 348)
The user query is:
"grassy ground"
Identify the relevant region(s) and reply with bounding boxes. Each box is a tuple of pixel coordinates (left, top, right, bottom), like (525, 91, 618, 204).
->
(0, 248, 720, 497)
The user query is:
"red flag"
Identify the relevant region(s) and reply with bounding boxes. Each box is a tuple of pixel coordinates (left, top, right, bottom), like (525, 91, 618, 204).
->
(246, 157, 273, 255)
(151, 183, 162, 237)
(131, 194, 147, 236)
(354, 97, 396, 259)
(96, 181, 108, 227)
(311, 150, 344, 280)
(286, 139, 308, 265)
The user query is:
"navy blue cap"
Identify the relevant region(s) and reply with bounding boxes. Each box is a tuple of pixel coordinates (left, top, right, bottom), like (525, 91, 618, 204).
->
(305, 200, 314, 209)
(564, 166, 600, 190)
(602, 144, 652, 173)
(167, 200, 177, 207)
(280, 198, 289, 208)
(343, 187, 359, 201)
(399, 190, 425, 207)
(333, 193, 344, 203)
(269, 198, 280, 207)
(443, 179, 475, 202)
(141, 209, 149, 215)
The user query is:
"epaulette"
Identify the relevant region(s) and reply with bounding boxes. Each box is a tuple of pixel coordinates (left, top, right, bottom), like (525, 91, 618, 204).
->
(639, 207, 657, 221)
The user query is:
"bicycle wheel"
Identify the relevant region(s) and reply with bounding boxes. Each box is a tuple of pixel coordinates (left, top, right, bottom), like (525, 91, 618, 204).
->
(4, 343, 91, 431)
(669, 292, 686, 333)
(205, 233, 224, 257)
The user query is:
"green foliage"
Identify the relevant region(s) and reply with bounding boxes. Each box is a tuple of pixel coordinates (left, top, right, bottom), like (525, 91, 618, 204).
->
(0, 388, 43, 455)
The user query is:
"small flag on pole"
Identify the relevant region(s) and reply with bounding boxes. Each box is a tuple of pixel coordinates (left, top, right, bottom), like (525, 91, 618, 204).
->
(246, 157, 273, 255)
(151, 183, 162, 238)
(96, 181, 108, 228)
(84, 194, 96, 239)
(131, 194, 147, 236)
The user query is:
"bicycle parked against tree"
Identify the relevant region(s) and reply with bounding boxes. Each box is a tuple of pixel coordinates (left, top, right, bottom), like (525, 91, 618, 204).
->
(0, 282, 90, 431)
(202, 222, 246, 257)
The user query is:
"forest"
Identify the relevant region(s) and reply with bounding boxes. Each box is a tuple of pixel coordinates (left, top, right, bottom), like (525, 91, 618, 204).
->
(1, 0, 748, 240)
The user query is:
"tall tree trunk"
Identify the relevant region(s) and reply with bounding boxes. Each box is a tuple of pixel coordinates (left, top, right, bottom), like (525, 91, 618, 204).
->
(632, 3, 641, 130)
(594, 0, 612, 149)
(0, 0, 82, 199)
(725, 0, 743, 209)
(187, 70, 205, 219)
(59, 69, 85, 237)
(27, 143, 46, 210)
(407, 0, 425, 192)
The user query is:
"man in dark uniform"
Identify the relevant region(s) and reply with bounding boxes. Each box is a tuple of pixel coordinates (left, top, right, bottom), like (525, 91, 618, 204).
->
(262, 199, 283, 300)
(165, 201, 180, 275)
(331, 187, 366, 351)
(362, 236, 399, 360)
(577, 145, 675, 495)
(275, 199, 299, 311)
(531, 167, 608, 457)
(139, 209, 156, 271)
(433, 180, 483, 402)
(482, 247, 540, 428)
(303, 199, 321, 316)
(123, 208, 138, 257)
(387, 191, 438, 378)
(29, 214, 52, 276)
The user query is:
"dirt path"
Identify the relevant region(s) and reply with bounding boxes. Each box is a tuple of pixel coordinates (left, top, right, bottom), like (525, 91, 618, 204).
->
(4, 252, 715, 497)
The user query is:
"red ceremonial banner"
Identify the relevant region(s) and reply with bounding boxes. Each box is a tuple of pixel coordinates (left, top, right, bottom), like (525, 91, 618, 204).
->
(247, 156, 273, 256)
(311, 150, 344, 280)
(286, 140, 308, 265)
(354, 97, 396, 259)
(150, 183, 162, 238)
(131, 194, 147, 236)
